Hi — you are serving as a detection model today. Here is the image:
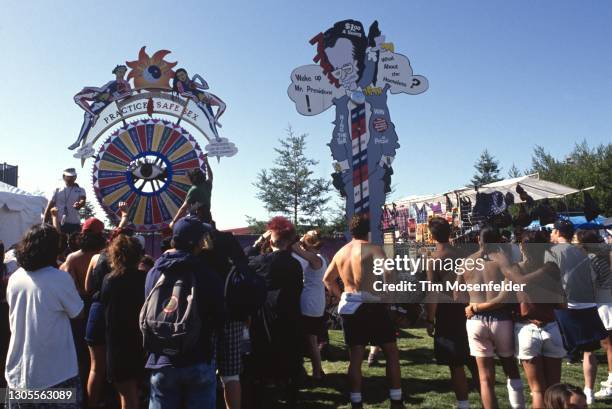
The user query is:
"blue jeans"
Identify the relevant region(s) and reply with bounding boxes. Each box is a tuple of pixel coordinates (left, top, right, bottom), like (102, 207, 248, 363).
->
(149, 361, 216, 409)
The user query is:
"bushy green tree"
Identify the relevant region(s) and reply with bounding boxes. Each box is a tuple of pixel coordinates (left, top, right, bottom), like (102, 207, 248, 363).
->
(79, 200, 96, 220)
(508, 163, 522, 178)
(253, 126, 331, 227)
(529, 141, 612, 215)
(471, 150, 502, 187)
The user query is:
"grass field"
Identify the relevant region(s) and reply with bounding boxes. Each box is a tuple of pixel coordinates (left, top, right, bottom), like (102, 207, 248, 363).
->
(292, 328, 612, 409)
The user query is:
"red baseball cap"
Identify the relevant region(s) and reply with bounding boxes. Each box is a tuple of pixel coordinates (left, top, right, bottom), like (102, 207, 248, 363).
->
(82, 217, 105, 234)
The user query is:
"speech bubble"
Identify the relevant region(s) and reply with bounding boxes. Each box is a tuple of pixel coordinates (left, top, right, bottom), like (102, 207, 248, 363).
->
(73, 142, 95, 160)
(377, 49, 429, 95)
(205, 137, 238, 158)
(287, 64, 344, 116)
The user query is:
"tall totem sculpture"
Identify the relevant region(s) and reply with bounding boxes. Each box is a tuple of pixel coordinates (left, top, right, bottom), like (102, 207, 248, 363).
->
(288, 20, 428, 243)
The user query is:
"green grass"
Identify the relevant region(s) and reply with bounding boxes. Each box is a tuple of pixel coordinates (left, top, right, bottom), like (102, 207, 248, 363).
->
(294, 328, 612, 408)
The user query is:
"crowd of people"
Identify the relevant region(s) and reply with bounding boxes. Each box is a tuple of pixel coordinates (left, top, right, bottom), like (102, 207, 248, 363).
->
(424, 217, 611, 409)
(0, 165, 611, 409)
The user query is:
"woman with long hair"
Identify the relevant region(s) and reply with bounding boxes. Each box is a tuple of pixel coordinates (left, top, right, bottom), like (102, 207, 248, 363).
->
(83, 202, 132, 408)
(172, 68, 226, 140)
(100, 235, 146, 409)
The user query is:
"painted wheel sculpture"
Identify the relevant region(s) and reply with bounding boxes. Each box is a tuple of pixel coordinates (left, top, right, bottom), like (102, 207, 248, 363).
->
(92, 119, 207, 232)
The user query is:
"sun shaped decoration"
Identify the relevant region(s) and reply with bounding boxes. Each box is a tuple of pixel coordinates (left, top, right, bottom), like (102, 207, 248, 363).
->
(126, 46, 177, 90)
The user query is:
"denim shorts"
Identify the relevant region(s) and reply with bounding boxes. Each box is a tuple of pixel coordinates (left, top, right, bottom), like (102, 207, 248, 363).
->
(85, 301, 105, 346)
(514, 321, 566, 360)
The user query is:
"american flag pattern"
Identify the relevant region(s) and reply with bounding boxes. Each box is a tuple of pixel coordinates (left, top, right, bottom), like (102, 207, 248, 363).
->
(373, 117, 388, 132)
(351, 103, 369, 215)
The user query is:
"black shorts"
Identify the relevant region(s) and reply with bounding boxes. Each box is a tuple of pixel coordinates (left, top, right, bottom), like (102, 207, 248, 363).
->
(434, 303, 471, 366)
(341, 304, 396, 347)
(302, 315, 326, 337)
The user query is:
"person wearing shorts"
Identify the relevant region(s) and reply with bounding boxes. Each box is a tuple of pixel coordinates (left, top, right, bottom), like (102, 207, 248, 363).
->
(505, 230, 566, 408)
(466, 310, 515, 359)
(324, 215, 404, 409)
(292, 230, 328, 381)
(577, 229, 612, 399)
(342, 303, 397, 347)
(460, 227, 525, 409)
(425, 217, 476, 409)
(546, 222, 606, 404)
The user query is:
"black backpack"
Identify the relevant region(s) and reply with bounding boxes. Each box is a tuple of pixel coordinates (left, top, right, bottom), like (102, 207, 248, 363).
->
(139, 269, 201, 357)
(224, 261, 266, 321)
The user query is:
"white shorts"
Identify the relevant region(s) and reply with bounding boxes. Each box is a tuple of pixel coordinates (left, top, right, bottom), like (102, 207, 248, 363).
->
(466, 318, 514, 358)
(598, 304, 612, 331)
(514, 321, 566, 360)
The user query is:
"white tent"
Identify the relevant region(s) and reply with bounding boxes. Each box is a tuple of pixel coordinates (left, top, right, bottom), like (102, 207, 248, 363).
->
(0, 182, 47, 248)
(393, 174, 581, 209)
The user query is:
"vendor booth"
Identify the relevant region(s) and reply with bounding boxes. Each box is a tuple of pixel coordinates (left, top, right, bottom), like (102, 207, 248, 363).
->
(383, 174, 598, 245)
(0, 182, 47, 248)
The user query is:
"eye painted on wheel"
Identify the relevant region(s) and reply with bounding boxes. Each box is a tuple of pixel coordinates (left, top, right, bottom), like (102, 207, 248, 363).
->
(129, 160, 165, 180)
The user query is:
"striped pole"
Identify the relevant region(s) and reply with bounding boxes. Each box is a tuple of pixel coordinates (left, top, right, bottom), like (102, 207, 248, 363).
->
(351, 103, 369, 218)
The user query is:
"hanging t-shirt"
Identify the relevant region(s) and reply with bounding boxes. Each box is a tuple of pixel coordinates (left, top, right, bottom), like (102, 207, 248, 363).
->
(52, 184, 86, 225)
(5, 266, 84, 388)
(293, 253, 328, 317)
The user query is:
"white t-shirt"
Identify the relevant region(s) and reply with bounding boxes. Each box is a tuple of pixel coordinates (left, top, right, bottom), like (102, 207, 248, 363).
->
(293, 253, 328, 317)
(5, 266, 84, 389)
(52, 185, 86, 225)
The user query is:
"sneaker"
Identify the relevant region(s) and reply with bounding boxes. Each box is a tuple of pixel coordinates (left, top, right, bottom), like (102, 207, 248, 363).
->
(585, 391, 594, 405)
(594, 387, 612, 398)
(601, 379, 612, 388)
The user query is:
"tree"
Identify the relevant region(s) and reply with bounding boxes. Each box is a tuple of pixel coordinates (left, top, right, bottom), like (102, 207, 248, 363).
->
(245, 216, 268, 234)
(254, 126, 331, 227)
(471, 150, 502, 187)
(529, 141, 612, 216)
(508, 163, 522, 178)
(79, 200, 96, 220)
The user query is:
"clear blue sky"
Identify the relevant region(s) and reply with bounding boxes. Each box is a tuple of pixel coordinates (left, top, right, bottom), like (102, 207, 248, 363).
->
(1, 0, 611, 229)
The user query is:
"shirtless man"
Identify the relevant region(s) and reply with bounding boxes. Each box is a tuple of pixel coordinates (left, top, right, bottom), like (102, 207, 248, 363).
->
(425, 217, 477, 409)
(458, 226, 525, 409)
(323, 215, 404, 409)
(59, 216, 107, 402)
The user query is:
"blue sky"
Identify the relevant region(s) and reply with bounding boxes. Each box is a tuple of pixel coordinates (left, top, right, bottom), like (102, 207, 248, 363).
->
(1, 1, 611, 229)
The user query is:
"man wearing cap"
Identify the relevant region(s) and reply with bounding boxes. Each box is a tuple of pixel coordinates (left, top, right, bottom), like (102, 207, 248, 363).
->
(44, 168, 87, 234)
(144, 217, 225, 409)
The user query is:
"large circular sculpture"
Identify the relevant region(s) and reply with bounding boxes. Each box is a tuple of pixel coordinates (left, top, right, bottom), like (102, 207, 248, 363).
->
(92, 119, 207, 231)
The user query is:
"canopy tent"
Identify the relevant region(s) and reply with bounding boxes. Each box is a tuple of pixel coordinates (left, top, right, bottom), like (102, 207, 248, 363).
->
(0, 181, 47, 248)
(392, 174, 582, 209)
